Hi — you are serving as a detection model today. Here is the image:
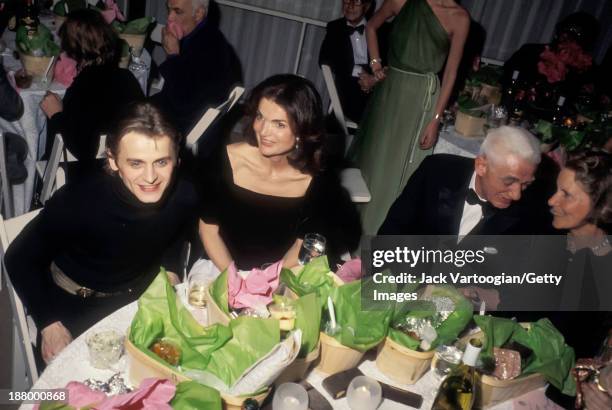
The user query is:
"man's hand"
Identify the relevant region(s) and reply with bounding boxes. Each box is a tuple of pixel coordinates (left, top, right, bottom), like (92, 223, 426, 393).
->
(459, 286, 500, 310)
(41, 321, 72, 364)
(358, 72, 378, 93)
(40, 92, 63, 118)
(162, 27, 180, 55)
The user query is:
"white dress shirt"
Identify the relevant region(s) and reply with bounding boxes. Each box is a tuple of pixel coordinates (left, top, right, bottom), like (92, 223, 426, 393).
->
(348, 18, 368, 77)
(458, 172, 486, 238)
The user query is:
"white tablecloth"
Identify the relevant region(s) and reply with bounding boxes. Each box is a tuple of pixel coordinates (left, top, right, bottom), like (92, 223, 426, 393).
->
(0, 25, 150, 216)
(20, 290, 558, 410)
(434, 126, 484, 159)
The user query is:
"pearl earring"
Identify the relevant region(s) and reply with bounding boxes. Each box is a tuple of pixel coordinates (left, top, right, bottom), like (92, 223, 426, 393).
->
(295, 137, 301, 151)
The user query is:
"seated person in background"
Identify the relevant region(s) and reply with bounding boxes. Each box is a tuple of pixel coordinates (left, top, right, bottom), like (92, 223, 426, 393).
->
(6, 102, 200, 365)
(0, 60, 23, 122)
(199, 74, 361, 271)
(379, 126, 552, 236)
(0, 3, 23, 122)
(502, 12, 599, 104)
(319, 0, 389, 123)
(152, 0, 241, 135)
(40, 9, 143, 175)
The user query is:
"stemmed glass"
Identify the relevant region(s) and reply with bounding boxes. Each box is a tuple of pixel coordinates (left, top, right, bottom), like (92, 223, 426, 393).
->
(298, 233, 326, 265)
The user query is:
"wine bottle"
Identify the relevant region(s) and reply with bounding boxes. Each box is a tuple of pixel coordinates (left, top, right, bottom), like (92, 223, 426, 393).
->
(431, 339, 482, 410)
(22, 0, 39, 32)
(502, 70, 520, 111)
(551, 96, 566, 125)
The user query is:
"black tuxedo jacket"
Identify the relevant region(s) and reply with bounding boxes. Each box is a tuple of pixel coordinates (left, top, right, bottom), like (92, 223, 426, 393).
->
(378, 154, 552, 236)
(318, 18, 389, 123)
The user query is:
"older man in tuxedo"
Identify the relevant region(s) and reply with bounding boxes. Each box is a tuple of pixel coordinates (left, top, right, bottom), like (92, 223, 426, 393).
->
(319, 0, 388, 123)
(379, 126, 552, 236)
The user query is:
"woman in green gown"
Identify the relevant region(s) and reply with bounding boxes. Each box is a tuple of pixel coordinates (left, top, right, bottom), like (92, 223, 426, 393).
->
(354, 0, 469, 235)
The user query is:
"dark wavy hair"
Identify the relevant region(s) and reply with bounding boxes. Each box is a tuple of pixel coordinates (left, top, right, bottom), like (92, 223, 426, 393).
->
(243, 74, 326, 175)
(565, 149, 612, 232)
(106, 101, 181, 160)
(59, 8, 119, 68)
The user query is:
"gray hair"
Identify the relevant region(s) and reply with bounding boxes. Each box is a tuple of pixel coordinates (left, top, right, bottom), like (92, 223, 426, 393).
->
(479, 126, 541, 166)
(191, 0, 209, 12)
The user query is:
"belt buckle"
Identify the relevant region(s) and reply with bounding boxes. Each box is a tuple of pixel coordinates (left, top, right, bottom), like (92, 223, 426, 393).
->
(77, 287, 95, 298)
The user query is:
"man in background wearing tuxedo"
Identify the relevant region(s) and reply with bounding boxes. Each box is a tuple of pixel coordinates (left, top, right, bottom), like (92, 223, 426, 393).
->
(319, 0, 388, 123)
(379, 126, 552, 236)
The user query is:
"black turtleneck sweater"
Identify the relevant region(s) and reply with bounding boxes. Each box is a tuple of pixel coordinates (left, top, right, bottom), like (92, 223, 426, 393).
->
(5, 172, 200, 335)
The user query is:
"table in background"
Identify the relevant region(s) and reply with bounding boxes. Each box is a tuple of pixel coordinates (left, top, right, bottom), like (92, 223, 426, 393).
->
(0, 25, 151, 216)
(434, 126, 484, 159)
(20, 297, 557, 410)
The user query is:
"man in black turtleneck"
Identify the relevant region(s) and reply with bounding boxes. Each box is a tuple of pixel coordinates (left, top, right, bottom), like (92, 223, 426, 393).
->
(6, 102, 200, 369)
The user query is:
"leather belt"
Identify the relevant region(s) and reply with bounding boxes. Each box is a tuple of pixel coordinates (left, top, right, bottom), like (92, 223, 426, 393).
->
(50, 262, 133, 299)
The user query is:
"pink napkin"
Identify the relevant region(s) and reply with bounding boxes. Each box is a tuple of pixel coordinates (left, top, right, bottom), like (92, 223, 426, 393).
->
(53, 52, 77, 87)
(335, 258, 362, 283)
(101, 0, 126, 24)
(228, 261, 282, 310)
(34, 378, 176, 410)
(166, 21, 185, 41)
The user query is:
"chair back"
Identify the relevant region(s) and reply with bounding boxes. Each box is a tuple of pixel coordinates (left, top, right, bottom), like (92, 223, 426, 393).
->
(320, 65, 359, 153)
(185, 86, 245, 155)
(0, 132, 13, 219)
(39, 134, 65, 205)
(321, 64, 349, 136)
(38, 134, 107, 204)
(1, 209, 42, 389)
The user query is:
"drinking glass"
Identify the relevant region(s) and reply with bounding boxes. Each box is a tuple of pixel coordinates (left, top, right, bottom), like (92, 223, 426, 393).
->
(272, 383, 308, 410)
(187, 274, 211, 326)
(430, 345, 462, 379)
(298, 233, 326, 265)
(440, 109, 454, 133)
(86, 328, 124, 369)
(346, 376, 382, 410)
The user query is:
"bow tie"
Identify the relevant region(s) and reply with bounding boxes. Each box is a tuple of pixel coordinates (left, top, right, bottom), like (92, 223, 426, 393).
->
(466, 188, 496, 218)
(348, 25, 365, 35)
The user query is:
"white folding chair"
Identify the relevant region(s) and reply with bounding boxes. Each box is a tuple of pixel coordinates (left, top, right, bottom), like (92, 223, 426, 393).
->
(1, 209, 42, 391)
(36, 134, 107, 204)
(0, 132, 14, 219)
(185, 86, 245, 155)
(320, 65, 371, 203)
(321, 64, 358, 150)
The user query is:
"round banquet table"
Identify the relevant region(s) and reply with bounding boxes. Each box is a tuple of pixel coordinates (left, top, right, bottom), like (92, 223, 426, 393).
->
(19, 287, 562, 410)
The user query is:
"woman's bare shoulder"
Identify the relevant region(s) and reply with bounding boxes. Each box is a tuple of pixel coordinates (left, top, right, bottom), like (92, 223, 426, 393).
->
(449, 5, 470, 23)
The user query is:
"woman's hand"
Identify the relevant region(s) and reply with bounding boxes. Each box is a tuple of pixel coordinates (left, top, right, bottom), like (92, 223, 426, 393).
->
(582, 382, 612, 410)
(41, 321, 72, 364)
(371, 62, 386, 81)
(40, 92, 63, 118)
(419, 118, 440, 149)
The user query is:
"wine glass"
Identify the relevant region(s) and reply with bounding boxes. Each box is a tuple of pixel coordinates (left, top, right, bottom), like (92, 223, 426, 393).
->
(187, 274, 212, 326)
(298, 233, 326, 265)
(346, 376, 382, 410)
(272, 383, 308, 410)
